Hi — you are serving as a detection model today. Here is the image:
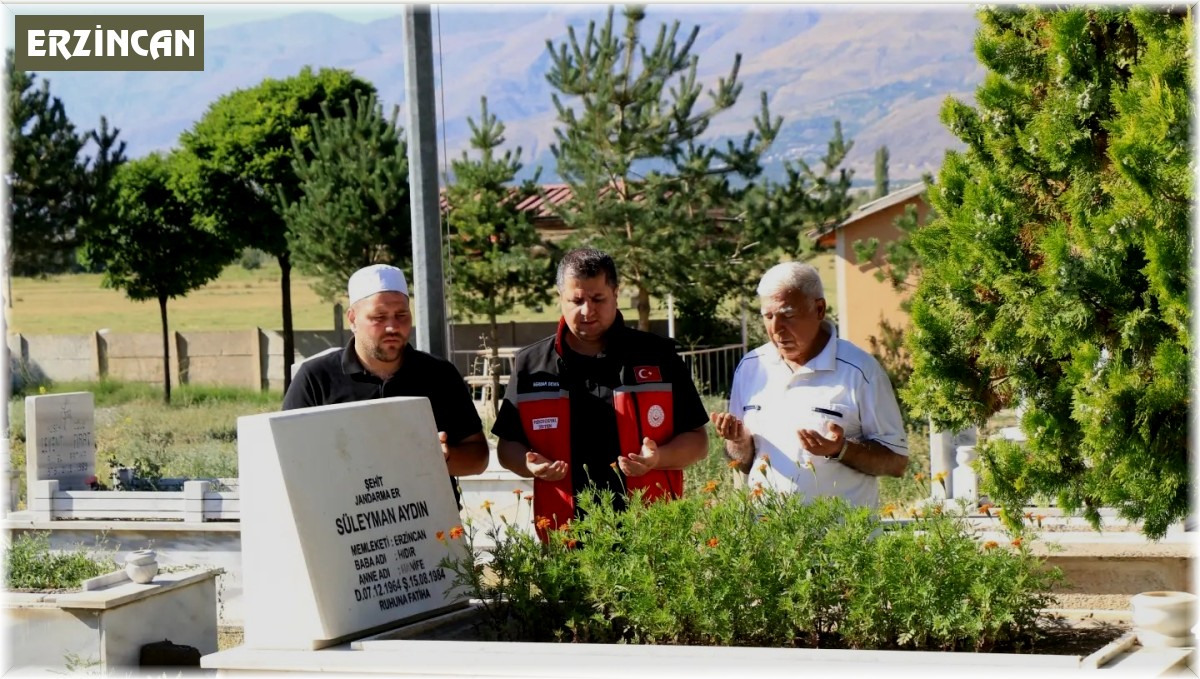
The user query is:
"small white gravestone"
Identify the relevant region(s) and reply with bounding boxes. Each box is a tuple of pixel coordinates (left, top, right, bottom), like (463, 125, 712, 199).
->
(25, 392, 96, 492)
(237, 397, 464, 650)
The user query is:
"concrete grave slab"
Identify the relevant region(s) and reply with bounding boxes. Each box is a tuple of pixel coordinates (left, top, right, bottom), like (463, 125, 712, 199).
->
(25, 391, 96, 491)
(237, 397, 464, 650)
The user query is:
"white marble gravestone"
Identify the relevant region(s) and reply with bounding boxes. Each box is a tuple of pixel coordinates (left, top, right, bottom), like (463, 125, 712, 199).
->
(25, 392, 96, 492)
(237, 397, 464, 650)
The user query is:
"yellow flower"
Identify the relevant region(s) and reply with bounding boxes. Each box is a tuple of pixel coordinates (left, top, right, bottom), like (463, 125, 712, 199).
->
(480, 500, 493, 511)
(881, 503, 896, 519)
(933, 471, 947, 485)
(757, 461, 768, 474)
(38, 385, 47, 394)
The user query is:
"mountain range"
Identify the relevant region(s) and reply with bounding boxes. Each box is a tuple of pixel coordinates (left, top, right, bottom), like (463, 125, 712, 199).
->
(36, 4, 986, 184)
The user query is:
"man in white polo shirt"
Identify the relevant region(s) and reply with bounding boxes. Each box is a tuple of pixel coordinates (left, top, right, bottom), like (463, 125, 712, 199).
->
(710, 261, 908, 507)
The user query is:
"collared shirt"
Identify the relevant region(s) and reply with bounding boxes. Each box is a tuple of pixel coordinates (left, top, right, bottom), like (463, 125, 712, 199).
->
(729, 320, 907, 507)
(282, 340, 483, 504)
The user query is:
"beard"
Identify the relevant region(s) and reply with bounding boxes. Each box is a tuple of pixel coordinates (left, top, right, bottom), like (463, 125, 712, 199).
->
(369, 335, 405, 363)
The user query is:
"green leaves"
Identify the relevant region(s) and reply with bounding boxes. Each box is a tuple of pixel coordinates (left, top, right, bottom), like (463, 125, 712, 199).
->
(285, 92, 412, 303)
(910, 7, 1191, 538)
(443, 489, 1060, 651)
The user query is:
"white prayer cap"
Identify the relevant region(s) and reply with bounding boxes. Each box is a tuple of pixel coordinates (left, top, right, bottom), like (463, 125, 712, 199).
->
(347, 264, 409, 306)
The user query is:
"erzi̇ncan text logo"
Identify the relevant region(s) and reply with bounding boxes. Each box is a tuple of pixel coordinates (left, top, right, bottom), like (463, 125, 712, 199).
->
(15, 15, 204, 71)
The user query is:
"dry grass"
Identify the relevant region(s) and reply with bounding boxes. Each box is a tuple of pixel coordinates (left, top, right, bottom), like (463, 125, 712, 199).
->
(7, 254, 839, 335)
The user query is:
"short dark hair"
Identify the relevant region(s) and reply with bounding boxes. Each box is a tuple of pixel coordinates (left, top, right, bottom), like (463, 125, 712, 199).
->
(557, 248, 618, 291)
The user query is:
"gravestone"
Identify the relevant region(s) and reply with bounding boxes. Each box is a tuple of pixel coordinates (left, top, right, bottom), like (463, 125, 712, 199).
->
(237, 397, 464, 650)
(24, 392, 96, 492)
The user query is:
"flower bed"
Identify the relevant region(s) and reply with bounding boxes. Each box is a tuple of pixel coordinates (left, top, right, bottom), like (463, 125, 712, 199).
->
(441, 484, 1078, 653)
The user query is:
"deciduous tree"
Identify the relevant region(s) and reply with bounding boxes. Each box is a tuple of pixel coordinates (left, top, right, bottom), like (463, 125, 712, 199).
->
(86, 153, 232, 404)
(178, 67, 374, 390)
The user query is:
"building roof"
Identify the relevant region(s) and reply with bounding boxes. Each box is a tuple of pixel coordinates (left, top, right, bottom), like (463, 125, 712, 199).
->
(838, 182, 927, 230)
(809, 182, 928, 248)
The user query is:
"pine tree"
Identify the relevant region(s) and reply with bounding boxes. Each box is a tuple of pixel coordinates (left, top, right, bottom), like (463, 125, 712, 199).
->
(874, 145, 890, 198)
(446, 97, 554, 413)
(904, 7, 1191, 538)
(544, 6, 781, 331)
(87, 153, 233, 404)
(285, 92, 413, 303)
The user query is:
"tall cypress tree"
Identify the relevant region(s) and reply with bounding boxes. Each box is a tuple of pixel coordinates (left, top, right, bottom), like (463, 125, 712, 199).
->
(904, 7, 1191, 538)
(285, 92, 413, 303)
(446, 97, 554, 413)
(874, 145, 890, 198)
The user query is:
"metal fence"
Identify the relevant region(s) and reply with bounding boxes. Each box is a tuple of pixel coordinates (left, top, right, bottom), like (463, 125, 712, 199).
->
(679, 343, 746, 398)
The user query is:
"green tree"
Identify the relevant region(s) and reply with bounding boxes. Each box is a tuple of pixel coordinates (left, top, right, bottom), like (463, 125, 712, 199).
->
(178, 67, 375, 390)
(285, 92, 413, 303)
(5, 51, 125, 280)
(86, 153, 233, 404)
(445, 97, 555, 413)
(903, 7, 1191, 538)
(544, 6, 782, 331)
(874, 145, 890, 198)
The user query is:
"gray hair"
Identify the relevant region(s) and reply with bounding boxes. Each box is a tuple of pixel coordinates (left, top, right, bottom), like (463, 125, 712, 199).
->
(756, 261, 824, 304)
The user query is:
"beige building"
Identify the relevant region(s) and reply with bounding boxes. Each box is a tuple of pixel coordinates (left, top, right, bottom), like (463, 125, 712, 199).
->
(819, 183, 930, 351)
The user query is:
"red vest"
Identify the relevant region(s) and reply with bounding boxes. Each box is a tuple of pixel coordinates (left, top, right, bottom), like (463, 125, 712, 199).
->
(516, 321, 683, 542)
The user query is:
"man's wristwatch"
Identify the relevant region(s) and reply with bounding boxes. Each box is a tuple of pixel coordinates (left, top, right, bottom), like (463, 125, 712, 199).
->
(832, 438, 850, 462)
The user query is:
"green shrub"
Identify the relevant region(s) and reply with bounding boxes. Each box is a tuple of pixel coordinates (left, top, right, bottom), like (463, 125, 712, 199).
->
(239, 247, 266, 271)
(442, 485, 1061, 652)
(6, 532, 118, 590)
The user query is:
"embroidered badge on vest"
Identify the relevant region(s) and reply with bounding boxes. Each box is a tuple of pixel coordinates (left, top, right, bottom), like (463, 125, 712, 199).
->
(634, 366, 662, 383)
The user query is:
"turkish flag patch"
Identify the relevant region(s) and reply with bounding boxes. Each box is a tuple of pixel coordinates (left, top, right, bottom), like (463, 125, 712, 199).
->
(634, 365, 662, 383)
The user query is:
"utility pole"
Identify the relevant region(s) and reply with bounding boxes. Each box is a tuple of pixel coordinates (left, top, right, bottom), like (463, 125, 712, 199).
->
(403, 5, 448, 358)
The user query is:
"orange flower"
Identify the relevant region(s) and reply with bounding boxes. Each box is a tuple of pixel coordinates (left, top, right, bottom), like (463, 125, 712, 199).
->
(914, 472, 926, 483)
(565, 538, 578, 549)
(751, 482, 765, 498)
(480, 500, 493, 511)
(759, 453, 771, 466)
(449, 525, 464, 540)
(707, 538, 719, 548)
(979, 503, 993, 517)
(702, 480, 719, 493)
(1023, 511, 1033, 520)
(524, 495, 534, 503)
(982, 540, 998, 551)
(1035, 514, 1045, 527)
(610, 461, 618, 471)
(881, 503, 896, 519)
(535, 516, 552, 531)
(727, 459, 742, 469)
(1011, 537, 1023, 548)
(512, 489, 523, 497)
(436, 530, 446, 542)
(757, 461, 768, 474)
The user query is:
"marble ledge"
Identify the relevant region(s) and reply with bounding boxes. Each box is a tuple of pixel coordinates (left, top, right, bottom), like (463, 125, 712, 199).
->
(6, 567, 222, 610)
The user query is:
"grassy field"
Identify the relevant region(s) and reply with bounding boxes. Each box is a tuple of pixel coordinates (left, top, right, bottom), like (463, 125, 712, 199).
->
(6, 254, 838, 336)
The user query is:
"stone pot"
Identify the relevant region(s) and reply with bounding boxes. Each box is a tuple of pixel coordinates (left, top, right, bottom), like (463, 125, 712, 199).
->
(124, 549, 159, 584)
(1130, 590, 1196, 648)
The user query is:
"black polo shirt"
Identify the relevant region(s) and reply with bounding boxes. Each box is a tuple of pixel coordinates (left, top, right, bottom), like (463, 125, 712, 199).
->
(491, 314, 709, 509)
(283, 340, 483, 503)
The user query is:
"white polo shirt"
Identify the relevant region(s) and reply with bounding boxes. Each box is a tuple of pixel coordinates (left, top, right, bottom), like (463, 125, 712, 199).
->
(728, 321, 907, 507)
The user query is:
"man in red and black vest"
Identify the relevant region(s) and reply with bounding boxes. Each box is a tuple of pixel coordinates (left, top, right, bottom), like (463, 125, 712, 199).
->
(492, 248, 710, 542)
